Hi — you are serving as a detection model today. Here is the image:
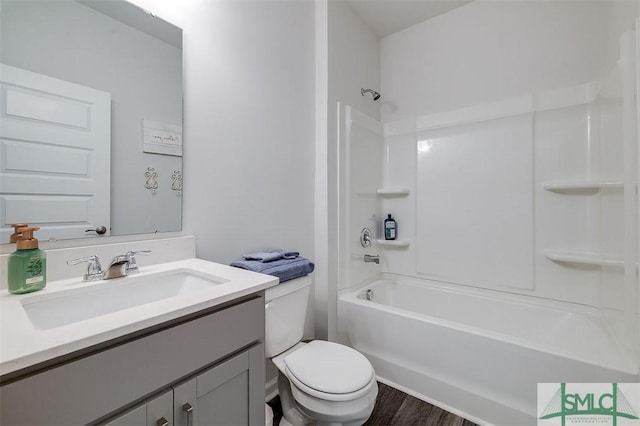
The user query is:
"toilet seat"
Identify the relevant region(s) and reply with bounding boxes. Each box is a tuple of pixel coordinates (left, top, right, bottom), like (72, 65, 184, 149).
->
(282, 341, 375, 402)
(286, 366, 377, 402)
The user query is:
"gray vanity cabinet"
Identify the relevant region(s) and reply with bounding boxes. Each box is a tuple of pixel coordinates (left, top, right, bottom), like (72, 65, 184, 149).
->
(105, 390, 173, 426)
(173, 345, 264, 426)
(0, 294, 266, 426)
(103, 344, 264, 426)
(105, 403, 148, 426)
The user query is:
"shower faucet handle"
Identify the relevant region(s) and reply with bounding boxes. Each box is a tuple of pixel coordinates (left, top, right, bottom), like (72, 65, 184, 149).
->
(360, 228, 372, 247)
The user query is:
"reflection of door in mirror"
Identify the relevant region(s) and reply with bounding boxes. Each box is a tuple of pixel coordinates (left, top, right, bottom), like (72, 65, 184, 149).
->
(0, 0, 183, 241)
(0, 64, 111, 243)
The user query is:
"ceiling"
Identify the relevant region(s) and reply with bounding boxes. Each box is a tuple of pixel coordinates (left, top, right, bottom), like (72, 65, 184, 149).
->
(345, 0, 473, 38)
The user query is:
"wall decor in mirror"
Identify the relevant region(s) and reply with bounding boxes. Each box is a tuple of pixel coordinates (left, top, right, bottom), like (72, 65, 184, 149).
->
(0, 0, 183, 243)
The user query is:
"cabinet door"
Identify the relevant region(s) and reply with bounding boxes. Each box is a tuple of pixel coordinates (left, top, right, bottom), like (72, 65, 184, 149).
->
(104, 390, 172, 426)
(146, 390, 173, 426)
(104, 404, 147, 426)
(173, 345, 264, 426)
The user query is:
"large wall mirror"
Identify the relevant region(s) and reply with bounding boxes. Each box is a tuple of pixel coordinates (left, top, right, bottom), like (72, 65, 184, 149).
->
(0, 0, 183, 243)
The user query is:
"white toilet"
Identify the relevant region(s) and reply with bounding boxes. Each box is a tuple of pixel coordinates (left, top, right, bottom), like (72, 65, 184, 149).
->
(265, 276, 378, 426)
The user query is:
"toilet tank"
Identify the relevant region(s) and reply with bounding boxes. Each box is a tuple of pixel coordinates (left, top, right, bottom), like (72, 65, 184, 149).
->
(264, 276, 311, 358)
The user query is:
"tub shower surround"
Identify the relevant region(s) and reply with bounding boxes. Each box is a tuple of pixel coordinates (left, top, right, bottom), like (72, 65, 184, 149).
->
(339, 276, 638, 425)
(338, 23, 639, 426)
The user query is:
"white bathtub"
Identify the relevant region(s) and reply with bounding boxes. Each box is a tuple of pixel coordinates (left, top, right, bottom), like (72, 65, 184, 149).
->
(338, 275, 639, 425)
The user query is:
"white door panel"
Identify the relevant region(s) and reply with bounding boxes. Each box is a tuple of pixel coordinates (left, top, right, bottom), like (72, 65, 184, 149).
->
(6, 88, 90, 128)
(0, 63, 111, 242)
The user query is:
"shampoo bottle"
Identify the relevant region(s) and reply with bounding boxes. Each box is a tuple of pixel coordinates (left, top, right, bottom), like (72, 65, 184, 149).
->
(8, 227, 46, 294)
(384, 214, 397, 240)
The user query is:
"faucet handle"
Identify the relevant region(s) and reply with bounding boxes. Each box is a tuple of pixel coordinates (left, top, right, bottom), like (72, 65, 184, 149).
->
(124, 250, 151, 274)
(66, 255, 103, 281)
(360, 228, 372, 248)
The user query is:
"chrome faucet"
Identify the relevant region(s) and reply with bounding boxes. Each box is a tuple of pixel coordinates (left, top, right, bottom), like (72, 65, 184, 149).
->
(364, 254, 380, 264)
(103, 250, 151, 279)
(67, 250, 151, 281)
(66, 255, 104, 281)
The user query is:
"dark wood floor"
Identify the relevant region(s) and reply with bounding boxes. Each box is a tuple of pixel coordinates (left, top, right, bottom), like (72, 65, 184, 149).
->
(267, 382, 478, 426)
(365, 383, 478, 426)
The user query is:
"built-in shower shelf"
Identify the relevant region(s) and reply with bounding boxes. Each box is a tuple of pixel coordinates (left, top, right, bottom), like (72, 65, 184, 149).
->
(377, 188, 410, 197)
(543, 181, 624, 193)
(377, 239, 410, 247)
(543, 250, 624, 267)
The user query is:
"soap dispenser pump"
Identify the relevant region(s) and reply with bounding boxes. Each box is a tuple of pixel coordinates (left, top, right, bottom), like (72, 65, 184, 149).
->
(8, 226, 47, 294)
(9, 223, 28, 243)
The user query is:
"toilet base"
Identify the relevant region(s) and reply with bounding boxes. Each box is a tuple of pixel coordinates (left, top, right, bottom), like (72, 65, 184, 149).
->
(277, 372, 376, 426)
(265, 404, 274, 426)
(278, 373, 315, 425)
(280, 419, 361, 426)
(278, 413, 368, 426)
(278, 417, 295, 426)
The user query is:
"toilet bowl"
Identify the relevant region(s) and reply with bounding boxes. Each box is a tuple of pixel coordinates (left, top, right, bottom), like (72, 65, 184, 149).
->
(273, 341, 378, 426)
(265, 277, 378, 426)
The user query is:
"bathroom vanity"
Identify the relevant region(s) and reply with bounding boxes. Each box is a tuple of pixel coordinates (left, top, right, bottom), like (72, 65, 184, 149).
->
(0, 258, 277, 425)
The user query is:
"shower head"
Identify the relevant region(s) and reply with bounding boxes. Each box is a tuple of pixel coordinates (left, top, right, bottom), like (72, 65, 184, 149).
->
(361, 88, 381, 101)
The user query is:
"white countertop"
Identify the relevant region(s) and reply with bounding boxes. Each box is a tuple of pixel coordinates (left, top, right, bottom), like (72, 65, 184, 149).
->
(0, 258, 278, 377)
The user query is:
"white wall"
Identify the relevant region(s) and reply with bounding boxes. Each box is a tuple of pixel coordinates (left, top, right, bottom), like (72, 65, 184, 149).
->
(329, 2, 381, 122)
(380, 0, 634, 122)
(329, 3, 383, 292)
(1, 0, 182, 236)
(317, 0, 380, 339)
(128, 0, 316, 265)
(378, 1, 639, 308)
(127, 0, 316, 391)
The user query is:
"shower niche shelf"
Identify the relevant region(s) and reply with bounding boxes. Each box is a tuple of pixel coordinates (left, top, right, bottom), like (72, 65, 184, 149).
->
(377, 188, 410, 197)
(542, 180, 624, 193)
(543, 249, 624, 267)
(377, 239, 410, 248)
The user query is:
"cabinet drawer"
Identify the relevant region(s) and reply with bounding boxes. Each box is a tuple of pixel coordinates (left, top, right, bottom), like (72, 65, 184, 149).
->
(0, 296, 264, 425)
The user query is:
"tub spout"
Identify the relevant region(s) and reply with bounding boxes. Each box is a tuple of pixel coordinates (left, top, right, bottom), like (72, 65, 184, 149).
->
(364, 254, 380, 264)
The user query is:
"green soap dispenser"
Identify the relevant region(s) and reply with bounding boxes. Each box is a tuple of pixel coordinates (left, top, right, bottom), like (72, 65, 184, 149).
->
(8, 226, 46, 294)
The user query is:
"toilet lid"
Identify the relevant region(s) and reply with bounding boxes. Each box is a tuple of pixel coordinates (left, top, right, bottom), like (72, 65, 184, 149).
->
(283, 341, 374, 395)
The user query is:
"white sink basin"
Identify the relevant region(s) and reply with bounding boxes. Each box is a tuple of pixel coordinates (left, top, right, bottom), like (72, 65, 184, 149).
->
(20, 269, 228, 330)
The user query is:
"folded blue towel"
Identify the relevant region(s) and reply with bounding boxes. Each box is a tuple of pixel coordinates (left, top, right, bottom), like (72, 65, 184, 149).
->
(231, 256, 314, 283)
(243, 250, 283, 262)
(282, 251, 300, 259)
(243, 249, 300, 263)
